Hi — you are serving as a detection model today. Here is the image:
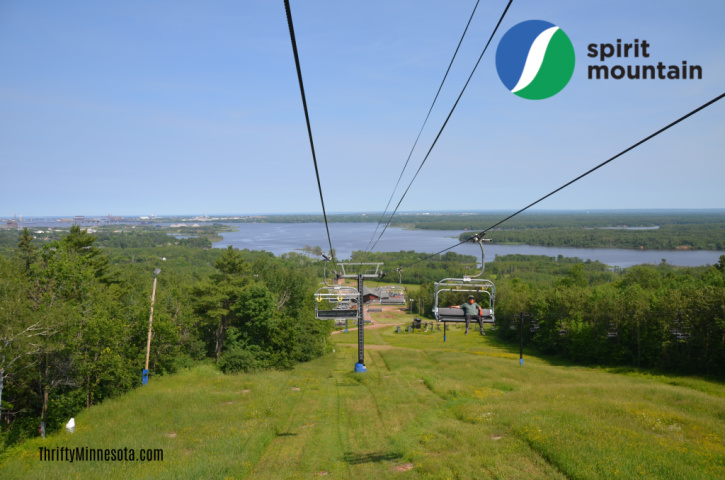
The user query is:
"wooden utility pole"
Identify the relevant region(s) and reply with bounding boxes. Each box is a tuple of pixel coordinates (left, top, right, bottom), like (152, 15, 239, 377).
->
(143, 269, 160, 385)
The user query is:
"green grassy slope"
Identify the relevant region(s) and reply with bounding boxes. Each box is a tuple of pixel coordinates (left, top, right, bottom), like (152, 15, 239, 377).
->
(2, 325, 724, 479)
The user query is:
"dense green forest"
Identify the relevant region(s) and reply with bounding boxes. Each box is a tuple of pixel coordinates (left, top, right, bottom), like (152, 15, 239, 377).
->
(1, 223, 724, 452)
(405, 254, 725, 376)
(460, 223, 725, 250)
(0, 227, 331, 447)
(343, 248, 724, 375)
(349, 250, 480, 285)
(0, 224, 226, 254)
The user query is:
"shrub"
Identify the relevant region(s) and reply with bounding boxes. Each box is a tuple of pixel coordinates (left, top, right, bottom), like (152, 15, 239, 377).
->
(217, 347, 268, 374)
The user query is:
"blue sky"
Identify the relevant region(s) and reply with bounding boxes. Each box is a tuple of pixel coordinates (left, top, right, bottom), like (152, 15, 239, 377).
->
(1, 0, 723, 217)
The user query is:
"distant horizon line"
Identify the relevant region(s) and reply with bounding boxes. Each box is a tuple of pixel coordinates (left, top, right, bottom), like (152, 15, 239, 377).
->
(3, 208, 725, 219)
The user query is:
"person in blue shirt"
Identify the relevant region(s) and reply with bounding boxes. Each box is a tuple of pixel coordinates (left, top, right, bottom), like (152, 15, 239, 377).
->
(449, 295, 484, 335)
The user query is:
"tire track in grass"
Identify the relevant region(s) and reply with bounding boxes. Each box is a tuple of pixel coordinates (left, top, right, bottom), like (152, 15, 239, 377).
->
(378, 347, 394, 371)
(251, 354, 363, 478)
(278, 376, 311, 435)
(335, 374, 354, 478)
(418, 349, 449, 402)
(290, 362, 352, 477)
(227, 371, 301, 477)
(247, 373, 312, 477)
(339, 349, 409, 475)
(340, 340, 479, 473)
(511, 431, 573, 480)
(363, 351, 389, 433)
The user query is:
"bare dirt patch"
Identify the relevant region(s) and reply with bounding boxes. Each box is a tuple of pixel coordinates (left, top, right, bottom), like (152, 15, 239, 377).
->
(392, 463, 414, 472)
(335, 343, 395, 351)
(332, 321, 407, 335)
(382, 305, 406, 313)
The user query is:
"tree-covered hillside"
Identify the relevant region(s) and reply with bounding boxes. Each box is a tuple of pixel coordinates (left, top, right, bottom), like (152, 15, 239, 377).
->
(0, 227, 330, 446)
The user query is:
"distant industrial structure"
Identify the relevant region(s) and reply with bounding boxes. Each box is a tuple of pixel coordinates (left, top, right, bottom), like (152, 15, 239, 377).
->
(1, 213, 127, 229)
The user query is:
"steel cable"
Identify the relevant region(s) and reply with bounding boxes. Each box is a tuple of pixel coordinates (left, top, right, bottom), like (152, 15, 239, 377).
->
(368, 0, 515, 252)
(365, 0, 482, 251)
(284, 0, 337, 262)
(397, 92, 725, 271)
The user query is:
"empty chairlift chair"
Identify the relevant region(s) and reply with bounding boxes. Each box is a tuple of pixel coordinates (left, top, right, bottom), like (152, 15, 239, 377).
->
(314, 286, 359, 320)
(381, 285, 407, 305)
(380, 268, 407, 305)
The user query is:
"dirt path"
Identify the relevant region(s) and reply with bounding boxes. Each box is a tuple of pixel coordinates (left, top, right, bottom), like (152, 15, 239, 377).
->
(331, 303, 411, 335)
(331, 321, 407, 335)
(381, 304, 415, 315)
(334, 343, 396, 350)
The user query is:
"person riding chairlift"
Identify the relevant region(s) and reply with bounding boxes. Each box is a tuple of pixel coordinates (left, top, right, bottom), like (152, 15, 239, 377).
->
(449, 295, 485, 335)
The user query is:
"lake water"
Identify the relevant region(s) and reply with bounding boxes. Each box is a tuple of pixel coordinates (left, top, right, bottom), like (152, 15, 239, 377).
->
(214, 223, 724, 268)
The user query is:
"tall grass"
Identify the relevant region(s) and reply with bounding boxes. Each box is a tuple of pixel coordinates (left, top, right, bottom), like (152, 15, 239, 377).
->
(1, 325, 723, 479)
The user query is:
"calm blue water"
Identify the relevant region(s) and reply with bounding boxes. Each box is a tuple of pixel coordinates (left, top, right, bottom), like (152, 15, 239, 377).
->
(214, 223, 724, 268)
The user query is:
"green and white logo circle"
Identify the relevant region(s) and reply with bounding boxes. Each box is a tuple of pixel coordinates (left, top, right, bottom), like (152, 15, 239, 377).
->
(495, 20, 575, 100)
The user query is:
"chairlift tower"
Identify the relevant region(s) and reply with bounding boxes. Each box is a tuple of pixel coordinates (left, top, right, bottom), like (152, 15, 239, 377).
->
(337, 263, 384, 373)
(315, 262, 384, 373)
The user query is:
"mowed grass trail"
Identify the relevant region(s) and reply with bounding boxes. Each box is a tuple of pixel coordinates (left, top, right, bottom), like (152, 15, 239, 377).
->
(2, 325, 724, 479)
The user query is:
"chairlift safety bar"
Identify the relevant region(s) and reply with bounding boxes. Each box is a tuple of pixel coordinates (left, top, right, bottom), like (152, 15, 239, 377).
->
(337, 262, 384, 279)
(433, 278, 496, 321)
(314, 285, 360, 320)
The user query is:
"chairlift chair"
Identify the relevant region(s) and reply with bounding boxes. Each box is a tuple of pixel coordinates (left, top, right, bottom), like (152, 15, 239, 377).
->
(367, 301, 383, 312)
(433, 237, 496, 338)
(381, 286, 406, 305)
(367, 291, 383, 312)
(336, 262, 384, 278)
(314, 285, 359, 320)
(380, 269, 407, 305)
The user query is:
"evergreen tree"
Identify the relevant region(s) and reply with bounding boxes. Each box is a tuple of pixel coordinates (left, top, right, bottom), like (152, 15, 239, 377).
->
(193, 246, 251, 360)
(60, 225, 111, 282)
(15, 228, 36, 272)
(0, 258, 41, 426)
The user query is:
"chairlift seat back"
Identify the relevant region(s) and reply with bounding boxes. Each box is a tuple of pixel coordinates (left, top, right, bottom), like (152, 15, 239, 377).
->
(436, 307, 495, 324)
(317, 309, 358, 319)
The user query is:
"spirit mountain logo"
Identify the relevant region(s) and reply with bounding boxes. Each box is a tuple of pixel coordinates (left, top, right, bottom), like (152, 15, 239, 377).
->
(495, 20, 575, 100)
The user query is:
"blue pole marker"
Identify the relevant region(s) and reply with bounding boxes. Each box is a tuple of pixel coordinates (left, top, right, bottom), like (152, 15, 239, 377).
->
(142, 369, 149, 385)
(354, 363, 367, 373)
(519, 313, 524, 366)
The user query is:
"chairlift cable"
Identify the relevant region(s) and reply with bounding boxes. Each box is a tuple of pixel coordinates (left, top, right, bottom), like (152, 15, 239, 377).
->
(364, 0, 483, 251)
(284, 0, 337, 263)
(368, 0, 515, 252)
(474, 92, 725, 236)
(397, 91, 725, 270)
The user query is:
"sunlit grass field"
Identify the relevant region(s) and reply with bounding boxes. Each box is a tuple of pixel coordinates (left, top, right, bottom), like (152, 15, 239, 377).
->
(2, 325, 724, 479)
